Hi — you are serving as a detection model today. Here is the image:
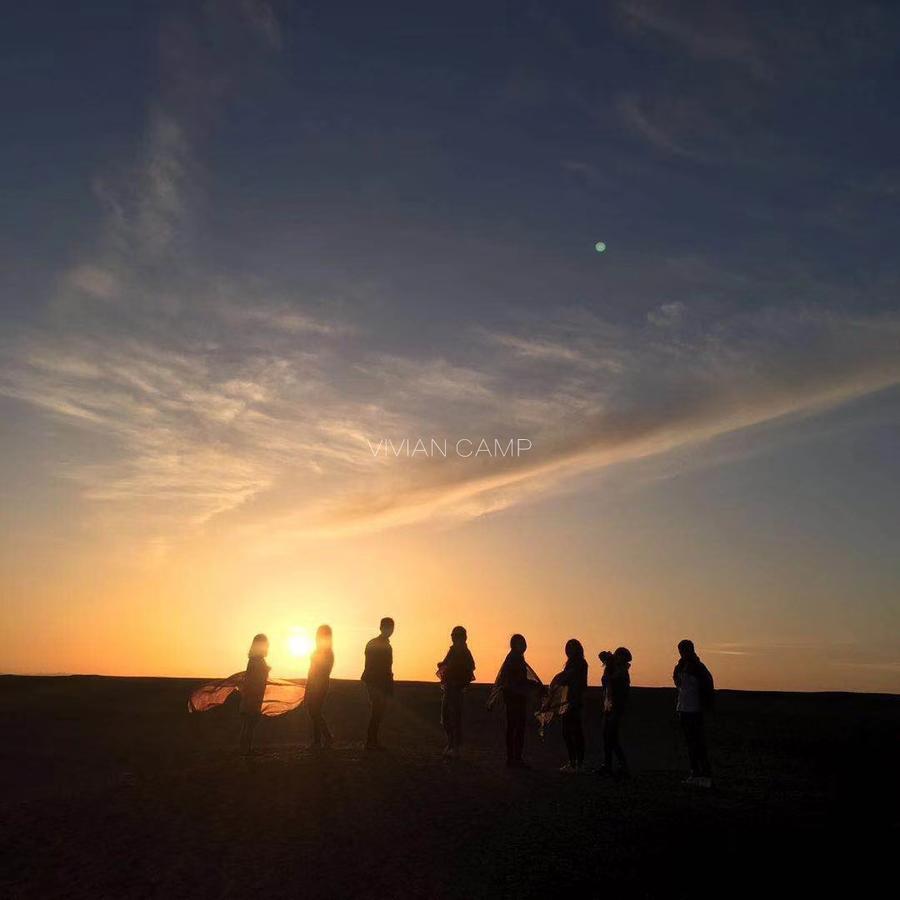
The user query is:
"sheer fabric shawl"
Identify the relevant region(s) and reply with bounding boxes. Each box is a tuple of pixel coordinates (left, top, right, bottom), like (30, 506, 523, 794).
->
(188, 672, 306, 717)
(487, 660, 543, 710)
(535, 675, 570, 736)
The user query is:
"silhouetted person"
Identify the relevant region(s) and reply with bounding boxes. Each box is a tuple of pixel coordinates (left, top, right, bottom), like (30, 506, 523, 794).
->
(673, 639, 715, 787)
(306, 625, 334, 749)
(362, 617, 394, 749)
(557, 639, 588, 772)
(239, 633, 270, 756)
(497, 634, 542, 767)
(437, 625, 476, 758)
(597, 647, 631, 777)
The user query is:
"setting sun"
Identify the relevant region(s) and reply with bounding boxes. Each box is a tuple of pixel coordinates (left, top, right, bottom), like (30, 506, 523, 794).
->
(288, 629, 314, 659)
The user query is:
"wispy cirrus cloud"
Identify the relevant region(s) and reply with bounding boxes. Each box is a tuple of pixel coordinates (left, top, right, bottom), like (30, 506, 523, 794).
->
(6, 285, 900, 543)
(3, 0, 900, 553)
(82, 0, 283, 273)
(618, 0, 770, 79)
(297, 307, 900, 536)
(616, 93, 735, 164)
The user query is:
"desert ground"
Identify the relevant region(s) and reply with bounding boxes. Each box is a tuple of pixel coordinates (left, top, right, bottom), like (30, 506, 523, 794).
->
(1, 675, 897, 898)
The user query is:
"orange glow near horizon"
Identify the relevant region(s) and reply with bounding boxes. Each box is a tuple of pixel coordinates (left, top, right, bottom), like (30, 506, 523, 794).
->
(3, 503, 898, 695)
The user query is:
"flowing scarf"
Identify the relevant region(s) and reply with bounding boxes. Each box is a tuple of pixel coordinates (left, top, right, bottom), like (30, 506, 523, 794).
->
(535, 674, 569, 737)
(188, 672, 306, 717)
(487, 659, 542, 710)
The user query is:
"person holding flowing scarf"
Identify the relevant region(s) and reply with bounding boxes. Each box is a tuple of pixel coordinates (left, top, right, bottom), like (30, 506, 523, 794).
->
(490, 633, 543, 768)
(436, 625, 476, 758)
(188, 634, 306, 753)
(239, 633, 271, 756)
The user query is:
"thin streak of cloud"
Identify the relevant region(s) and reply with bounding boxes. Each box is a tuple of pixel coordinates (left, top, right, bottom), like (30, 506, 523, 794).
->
(616, 94, 704, 161)
(246, 308, 900, 539)
(647, 302, 685, 328)
(618, 0, 770, 80)
(217, 301, 354, 337)
(66, 265, 119, 301)
(86, 1, 284, 267)
(615, 93, 755, 165)
(834, 661, 900, 673)
(239, 0, 283, 50)
(487, 333, 595, 367)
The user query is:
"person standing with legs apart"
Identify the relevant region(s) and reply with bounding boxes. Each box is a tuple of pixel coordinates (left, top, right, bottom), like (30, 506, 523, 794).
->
(362, 617, 394, 750)
(673, 639, 715, 787)
(436, 625, 476, 758)
(239, 634, 270, 757)
(557, 639, 588, 773)
(597, 647, 631, 777)
(306, 625, 334, 749)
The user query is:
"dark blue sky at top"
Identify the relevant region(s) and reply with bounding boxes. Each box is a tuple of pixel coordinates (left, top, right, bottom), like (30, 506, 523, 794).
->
(3, 0, 900, 339)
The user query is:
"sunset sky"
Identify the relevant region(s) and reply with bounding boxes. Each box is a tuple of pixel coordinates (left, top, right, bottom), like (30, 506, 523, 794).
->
(2, 1, 899, 692)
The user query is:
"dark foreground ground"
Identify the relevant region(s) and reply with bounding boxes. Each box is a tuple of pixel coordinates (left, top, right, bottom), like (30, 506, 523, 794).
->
(1, 676, 897, 899)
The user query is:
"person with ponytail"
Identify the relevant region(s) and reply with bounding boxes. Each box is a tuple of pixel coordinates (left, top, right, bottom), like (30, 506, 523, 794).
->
(597, 646, 632, 777)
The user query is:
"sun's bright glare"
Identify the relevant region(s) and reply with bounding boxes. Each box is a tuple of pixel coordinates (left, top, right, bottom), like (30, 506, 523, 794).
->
(287, 629, 314, 658)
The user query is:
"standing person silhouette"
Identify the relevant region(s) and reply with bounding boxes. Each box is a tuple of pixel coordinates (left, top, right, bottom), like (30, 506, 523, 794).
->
(673, 639, 715, 787)
(597, 647, 631, 777)
(436, 625, 476, 758)
(306, 625, 334, 749)
(362, 617, 394, 750)
(557, 639, 588, 772)
(239, 633, 270, 756)
(496, 634, 542, 768)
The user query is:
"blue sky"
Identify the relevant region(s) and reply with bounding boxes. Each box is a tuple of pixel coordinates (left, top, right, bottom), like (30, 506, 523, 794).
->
(1, 1, 898, 688)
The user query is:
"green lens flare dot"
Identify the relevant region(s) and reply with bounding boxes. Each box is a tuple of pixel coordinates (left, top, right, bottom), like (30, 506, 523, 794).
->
(595, 241, 606, 253)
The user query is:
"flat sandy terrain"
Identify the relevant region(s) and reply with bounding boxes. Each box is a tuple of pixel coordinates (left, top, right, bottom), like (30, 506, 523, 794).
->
(1, 676, 897, 898)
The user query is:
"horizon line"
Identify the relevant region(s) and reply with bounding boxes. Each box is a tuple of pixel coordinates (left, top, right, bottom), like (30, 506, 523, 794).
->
(2, 672, 897, 698)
